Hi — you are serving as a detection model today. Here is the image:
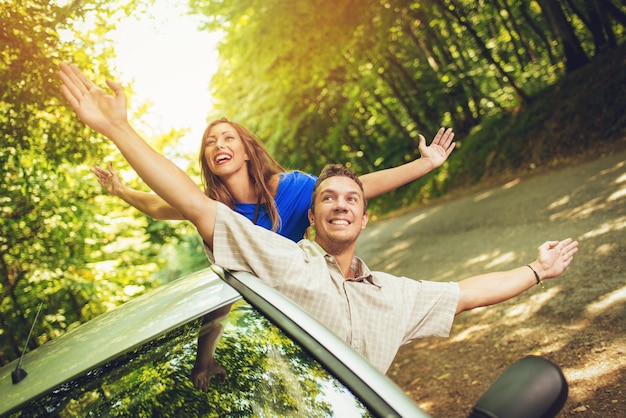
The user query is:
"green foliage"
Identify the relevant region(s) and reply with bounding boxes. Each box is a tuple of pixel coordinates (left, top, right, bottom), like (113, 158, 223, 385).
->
(0, 0, 182, 366)
(191, 0, 625, 214)
(2, 0, 625, 368)
(1, 0, 104, 364)
(23, 302, 343, 417)
(151, 233, 211, 284)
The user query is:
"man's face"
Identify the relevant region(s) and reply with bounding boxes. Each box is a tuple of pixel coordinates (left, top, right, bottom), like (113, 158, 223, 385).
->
(308, 175, 368, 251)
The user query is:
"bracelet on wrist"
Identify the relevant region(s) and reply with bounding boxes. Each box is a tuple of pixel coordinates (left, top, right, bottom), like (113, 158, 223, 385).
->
(526, 264, 544, 288)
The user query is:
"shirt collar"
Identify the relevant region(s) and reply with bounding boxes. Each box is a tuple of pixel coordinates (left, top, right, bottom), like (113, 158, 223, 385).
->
(349, 256, 378, 286)
(305, 240, 378, 286)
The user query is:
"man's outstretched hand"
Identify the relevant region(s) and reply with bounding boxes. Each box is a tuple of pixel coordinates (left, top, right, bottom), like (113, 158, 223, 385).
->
(535, 238, 579, 280)
(58, 62, 128, 137)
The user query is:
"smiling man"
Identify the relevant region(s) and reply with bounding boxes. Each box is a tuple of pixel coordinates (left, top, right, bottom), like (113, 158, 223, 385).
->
(308, 167, 369, 274)
(58, 62, 579, 373)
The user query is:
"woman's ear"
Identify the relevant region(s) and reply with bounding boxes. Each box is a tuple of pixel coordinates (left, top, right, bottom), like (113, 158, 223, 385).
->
(308, 209, 315, 226)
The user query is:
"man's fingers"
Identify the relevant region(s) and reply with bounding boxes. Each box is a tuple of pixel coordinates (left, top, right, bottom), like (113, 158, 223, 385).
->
(556, 238, 578, 268)
(58, 64, 88, 107)
(431, 127, 455, 153)
(91, 166, 106, 175)
(564, 241, 579, 260)
(59, 82, 79, 109)
(59, 63, 88, 95)
(540, 240, 560, 251)
(71, 63, 97, 92)
(65, 63, 97, 95)
(557, 238, 577, 254)
(91, 167, 110, 180)
(59, 63, 108, 106)
(106, 79, 125, 97)
(445, 139, 456, 155)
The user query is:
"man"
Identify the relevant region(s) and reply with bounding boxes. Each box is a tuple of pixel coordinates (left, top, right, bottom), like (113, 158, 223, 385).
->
(58, 63, 579, 373)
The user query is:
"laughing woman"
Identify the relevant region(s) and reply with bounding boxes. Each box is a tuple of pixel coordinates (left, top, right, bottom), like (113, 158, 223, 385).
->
(92, 118, 455, 242)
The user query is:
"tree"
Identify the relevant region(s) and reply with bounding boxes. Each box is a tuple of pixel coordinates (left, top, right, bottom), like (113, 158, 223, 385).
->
(537, 0, 590, 71)
(0, 0, 194, 366)
(189, 0, 623, 213)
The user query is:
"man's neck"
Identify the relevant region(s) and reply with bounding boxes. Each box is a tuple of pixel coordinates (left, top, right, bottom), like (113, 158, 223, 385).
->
(318, 240, 357, 278)
(336, 253, 356, 278)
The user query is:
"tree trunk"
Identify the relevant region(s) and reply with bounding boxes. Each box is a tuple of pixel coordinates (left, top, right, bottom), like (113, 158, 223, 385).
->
(519, 1, 558, 65)
(434, 0, 530, 104)
(537, 0, 589, 72)
(599, 0, 626, 27)
(568, 0, 616, 53)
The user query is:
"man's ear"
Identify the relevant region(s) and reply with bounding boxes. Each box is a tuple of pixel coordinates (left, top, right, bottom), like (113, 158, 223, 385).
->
(308, 209, 315, 226)
(361, 212, 369, 230)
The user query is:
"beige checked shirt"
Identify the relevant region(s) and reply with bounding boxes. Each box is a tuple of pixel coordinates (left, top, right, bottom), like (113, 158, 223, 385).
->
(207, 203, 459, 373)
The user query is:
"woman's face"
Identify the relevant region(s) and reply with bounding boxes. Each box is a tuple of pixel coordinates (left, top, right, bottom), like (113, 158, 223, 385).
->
(203, 122, 250, 178)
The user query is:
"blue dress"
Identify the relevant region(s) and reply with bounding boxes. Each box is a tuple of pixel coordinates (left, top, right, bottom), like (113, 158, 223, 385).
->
(234, 171, 317, 242)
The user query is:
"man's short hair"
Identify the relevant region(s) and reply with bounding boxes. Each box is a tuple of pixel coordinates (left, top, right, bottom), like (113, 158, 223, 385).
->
(310, 163, 367, 213)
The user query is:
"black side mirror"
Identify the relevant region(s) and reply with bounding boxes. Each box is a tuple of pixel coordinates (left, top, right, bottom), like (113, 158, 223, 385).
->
(468, 355, 568, 418)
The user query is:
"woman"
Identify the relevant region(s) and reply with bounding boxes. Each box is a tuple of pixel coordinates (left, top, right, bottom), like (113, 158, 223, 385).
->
(93, 118, 456, 242)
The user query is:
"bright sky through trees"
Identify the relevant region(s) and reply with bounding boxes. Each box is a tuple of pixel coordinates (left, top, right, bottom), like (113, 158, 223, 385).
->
(109, 0, 219, 161)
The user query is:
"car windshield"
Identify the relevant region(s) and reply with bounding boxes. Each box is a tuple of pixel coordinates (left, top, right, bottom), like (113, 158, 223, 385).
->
(13, 300, 372, 417)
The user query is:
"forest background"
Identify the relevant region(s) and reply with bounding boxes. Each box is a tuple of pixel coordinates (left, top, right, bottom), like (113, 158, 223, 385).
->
(1, 0, 625, 399)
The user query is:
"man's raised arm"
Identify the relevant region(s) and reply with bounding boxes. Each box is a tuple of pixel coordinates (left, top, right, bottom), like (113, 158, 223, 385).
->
(58, 63, 217, 248)
(456, 238, 579, 314)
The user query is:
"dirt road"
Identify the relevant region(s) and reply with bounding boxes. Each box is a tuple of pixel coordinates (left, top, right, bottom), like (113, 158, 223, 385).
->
(356, 146, 626, 417)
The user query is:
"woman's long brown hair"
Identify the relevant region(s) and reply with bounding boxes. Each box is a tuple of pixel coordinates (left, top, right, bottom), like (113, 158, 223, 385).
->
(199, 118, 286, 231)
